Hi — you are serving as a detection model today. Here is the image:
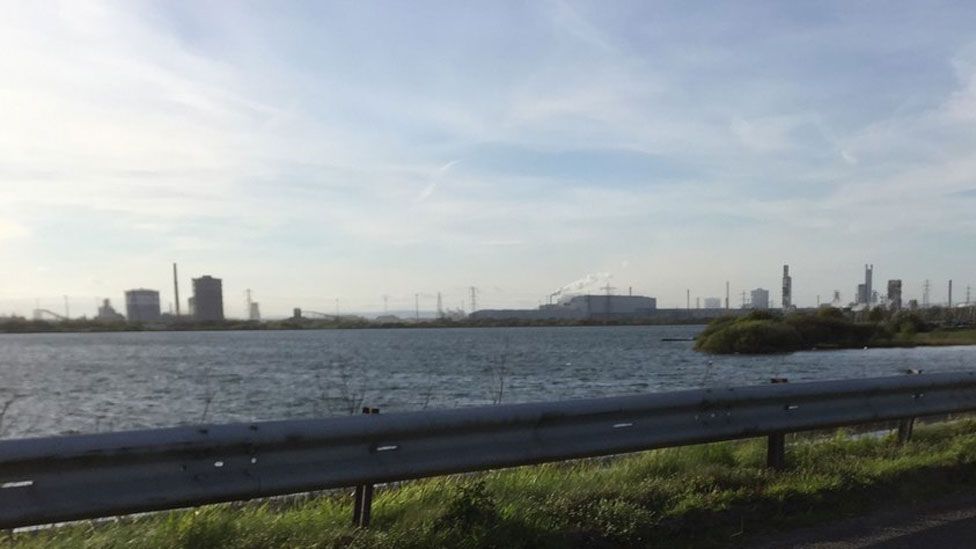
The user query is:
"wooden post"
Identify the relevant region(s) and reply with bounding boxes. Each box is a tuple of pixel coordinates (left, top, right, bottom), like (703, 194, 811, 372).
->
(897, 369, 921, 444)
(767, 378, 788, 470)
(353, 407, 379, 527)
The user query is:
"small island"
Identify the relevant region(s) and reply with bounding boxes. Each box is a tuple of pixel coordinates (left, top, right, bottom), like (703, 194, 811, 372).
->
(694, 308, 976, 354)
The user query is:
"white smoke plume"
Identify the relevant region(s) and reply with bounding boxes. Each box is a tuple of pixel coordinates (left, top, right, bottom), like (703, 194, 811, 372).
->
(551, 272, 612, 299)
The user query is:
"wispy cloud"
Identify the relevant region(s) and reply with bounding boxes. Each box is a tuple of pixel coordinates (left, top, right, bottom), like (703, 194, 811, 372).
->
(415, 160, 461, 202)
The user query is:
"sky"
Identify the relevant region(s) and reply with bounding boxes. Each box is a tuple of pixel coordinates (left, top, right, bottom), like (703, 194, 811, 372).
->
(1, 1, 975, 318)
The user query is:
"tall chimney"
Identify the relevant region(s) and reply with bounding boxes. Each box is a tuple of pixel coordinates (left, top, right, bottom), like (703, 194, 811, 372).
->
(173, 263, 181, 317)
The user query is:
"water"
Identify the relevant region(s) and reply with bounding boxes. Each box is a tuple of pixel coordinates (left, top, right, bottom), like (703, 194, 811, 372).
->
(0, 325, 973, 439)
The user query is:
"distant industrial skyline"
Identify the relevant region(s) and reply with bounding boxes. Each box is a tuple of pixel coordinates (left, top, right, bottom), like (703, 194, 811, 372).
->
(1, 3, 975, 317)
(2, 262, 970, 320)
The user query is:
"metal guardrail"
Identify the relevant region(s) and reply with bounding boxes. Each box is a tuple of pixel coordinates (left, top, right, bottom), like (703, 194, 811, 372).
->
(2, 371, 976, 529)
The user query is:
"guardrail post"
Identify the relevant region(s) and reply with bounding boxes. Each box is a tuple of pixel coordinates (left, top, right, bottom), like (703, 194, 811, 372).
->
(353, 407, 380, 528)
(767, 378, 788, 470)
(897, 369, 922, 444)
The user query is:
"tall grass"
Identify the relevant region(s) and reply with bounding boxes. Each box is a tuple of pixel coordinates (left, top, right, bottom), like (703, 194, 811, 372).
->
(9, 420, 976, 548)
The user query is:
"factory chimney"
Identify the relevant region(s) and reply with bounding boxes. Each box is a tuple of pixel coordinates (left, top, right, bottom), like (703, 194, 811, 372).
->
(782, 265, 792, 310)
(173, 263, 181, 317)
(864, 264, 874, 305)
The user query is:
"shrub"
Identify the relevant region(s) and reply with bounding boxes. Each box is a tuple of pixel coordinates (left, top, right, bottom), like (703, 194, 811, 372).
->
(785, 314, 878, 349)
(887, 311, 932, 336)
(696, 319, 802, 354)
(695, 310, 895, 354)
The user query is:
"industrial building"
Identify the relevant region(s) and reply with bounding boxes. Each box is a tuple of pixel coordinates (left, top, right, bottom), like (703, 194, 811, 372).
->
(192, 276, 224, 321)
(471, 294, 655, 321)
(470, 294, 753, 321)
(553, 294, 658, 317)
(887, 280, 903, 310)
(750, 288, 770, 310)
(125, 289, 161, 322)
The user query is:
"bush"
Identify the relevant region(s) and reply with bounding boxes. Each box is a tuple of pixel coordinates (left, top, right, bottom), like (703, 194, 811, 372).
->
(887, 311, 932, 336)
(696, 319, 802, 354)
(695, 310, 893, 354)
(785, 314, 879, 349)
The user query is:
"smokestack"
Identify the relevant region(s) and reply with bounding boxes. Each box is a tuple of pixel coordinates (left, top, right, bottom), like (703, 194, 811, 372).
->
(864, 264, 874, 304)
(949, 280, 953, 308)
(173, 263, 181, 317)
(725, 281, 730, 310)
(782, 264, 792, 310)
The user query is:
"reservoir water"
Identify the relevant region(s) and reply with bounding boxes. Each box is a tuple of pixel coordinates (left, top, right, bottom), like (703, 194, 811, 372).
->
(0, 325, 974, 439)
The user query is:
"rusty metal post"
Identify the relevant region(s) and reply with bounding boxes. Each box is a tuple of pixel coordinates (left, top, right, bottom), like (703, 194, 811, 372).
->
(353, 407, 379, 527)
(897, 369, 921, 444)
(767, 378, 788, 470)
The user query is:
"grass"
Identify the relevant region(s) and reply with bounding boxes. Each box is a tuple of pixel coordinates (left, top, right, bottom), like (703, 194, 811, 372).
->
(8, 420, 976, 548)
(913, 328, 976, 346)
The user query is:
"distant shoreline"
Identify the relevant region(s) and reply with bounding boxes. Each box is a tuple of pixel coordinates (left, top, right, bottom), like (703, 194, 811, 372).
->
(0, 317, 715, 335)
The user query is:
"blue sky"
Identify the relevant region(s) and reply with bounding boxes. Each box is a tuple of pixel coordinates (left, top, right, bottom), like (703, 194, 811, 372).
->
(1, 1, 974, 317)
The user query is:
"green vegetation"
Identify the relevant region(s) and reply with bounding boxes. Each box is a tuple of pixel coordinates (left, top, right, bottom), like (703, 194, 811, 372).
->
(9, 420, 976, 548)
(694, 308, 974, 354)
(912, 328, 976, 346)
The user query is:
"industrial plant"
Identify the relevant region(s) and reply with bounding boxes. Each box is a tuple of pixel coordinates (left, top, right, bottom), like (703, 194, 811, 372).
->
(105, 264, 227, 324)
(9, 260, 973, 326)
